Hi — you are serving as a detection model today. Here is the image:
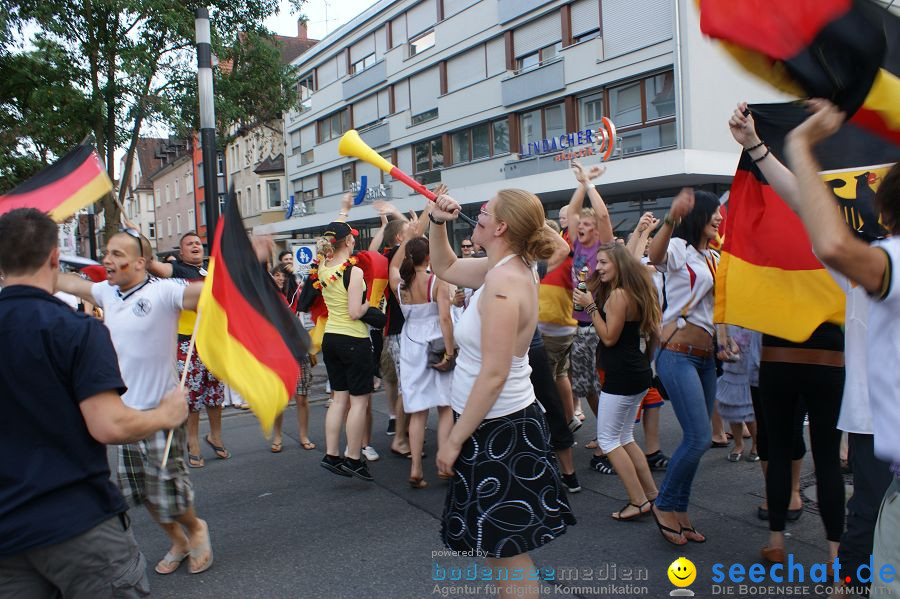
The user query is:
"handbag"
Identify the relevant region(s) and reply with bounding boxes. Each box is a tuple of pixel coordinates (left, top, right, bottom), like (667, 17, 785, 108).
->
(427, 337, 457, 371)
(361, 306, 387, 329)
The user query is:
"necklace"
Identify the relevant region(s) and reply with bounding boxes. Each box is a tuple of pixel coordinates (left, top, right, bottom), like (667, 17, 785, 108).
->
(309, 255, 357, 290)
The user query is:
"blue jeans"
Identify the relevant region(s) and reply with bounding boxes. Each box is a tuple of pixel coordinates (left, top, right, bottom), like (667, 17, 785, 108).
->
(654, 349, 717, 512)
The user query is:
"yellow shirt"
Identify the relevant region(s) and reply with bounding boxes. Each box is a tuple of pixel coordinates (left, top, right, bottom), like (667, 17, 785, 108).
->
(320, 261, 369, 339)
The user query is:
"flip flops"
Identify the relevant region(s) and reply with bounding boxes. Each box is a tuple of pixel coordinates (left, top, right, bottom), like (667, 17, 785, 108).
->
(205, 435, 230, 459)
(188, 454, 204, 468)
(188, 520, 214, 575)
(301, 440, 317, 450)
(270, 442, 283, 453)
(155, 550, 189, 575)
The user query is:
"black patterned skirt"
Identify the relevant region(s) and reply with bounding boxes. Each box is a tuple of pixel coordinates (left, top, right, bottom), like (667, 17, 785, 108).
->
(441, 402, 576, 558)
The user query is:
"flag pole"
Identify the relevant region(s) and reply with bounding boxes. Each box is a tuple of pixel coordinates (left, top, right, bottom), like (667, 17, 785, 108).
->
(161, 312, 200, 468)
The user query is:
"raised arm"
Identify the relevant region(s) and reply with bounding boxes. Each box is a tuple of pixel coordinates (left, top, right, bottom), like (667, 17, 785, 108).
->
(368, 212, 389, 252)
(784, 100, 888, 295)
(428, 194, 491, 289)
(388, 228, 414, 295)
(335, 193, 353, 223)
(545, 224, 572, 272)
(729, 102, 801, 211)
(649, 188, 694, 265)
(626, 212, 658, 260)
(56, 272, 96, 305)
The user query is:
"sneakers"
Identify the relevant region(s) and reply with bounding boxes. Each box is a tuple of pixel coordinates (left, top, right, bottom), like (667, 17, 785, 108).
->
(645, 450, 670, 471)
(590, 455, 616, 475)
(386, 418, 396, 436)
(362, 445, 380, 461)
(568, 417, 583, 433)
(340, 457, 374, 481)
(320, 454, 351, 477)
(561, 472, 581, 493)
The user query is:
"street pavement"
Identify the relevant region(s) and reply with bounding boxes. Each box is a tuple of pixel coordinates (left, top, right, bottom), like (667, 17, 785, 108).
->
(123, 365, 849, 599)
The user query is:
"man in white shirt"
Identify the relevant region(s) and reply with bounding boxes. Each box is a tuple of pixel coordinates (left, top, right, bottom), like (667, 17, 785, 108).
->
(781, 100, 899, 597)
(57, 230, 214, 576)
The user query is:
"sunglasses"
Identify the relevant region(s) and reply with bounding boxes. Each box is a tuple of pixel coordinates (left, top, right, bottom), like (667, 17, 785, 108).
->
(119, 227, 145, 258)
(461, 244, 473, 248)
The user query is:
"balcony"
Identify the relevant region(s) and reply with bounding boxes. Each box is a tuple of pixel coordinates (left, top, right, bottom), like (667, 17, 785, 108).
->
(359, 122, 390, 150)
(501, 58, 565, 106)
(342, 60, 387, 101)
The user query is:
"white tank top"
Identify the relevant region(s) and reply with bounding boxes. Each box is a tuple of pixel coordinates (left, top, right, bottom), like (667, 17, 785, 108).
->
(450, 254, 535, 418)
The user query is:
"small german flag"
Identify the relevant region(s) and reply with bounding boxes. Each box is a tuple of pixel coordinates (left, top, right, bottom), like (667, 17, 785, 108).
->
(196, 196, 310, 434)
(699, 0, 900, 146)
(0, 142, 112, 221)
(714, 102, 897, 341)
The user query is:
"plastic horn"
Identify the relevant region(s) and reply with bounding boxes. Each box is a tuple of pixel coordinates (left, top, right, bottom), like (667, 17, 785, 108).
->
(338, 130, 476, 227)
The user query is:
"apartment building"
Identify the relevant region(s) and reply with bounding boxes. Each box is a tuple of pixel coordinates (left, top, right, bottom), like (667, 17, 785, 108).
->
(259, 0, 789, 244)
(149, 139, 197, 255)
(118, 138, 166, 253)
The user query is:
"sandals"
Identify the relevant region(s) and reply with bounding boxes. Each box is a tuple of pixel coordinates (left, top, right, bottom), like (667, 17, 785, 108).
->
(155, 550, 189, 575)
(270, 441, 283, 453)
(727, 452, 742, 462)
(390, 448, 412, 458)
(612, 500, 651, 521)
(301, 440, 317, 450)
(590, 455, 616, 475)
(205, 435, 230, 459)
(651, 505, 686, 546)
(188, 454, 204, 468)
(681, 526, 706, 543)
(188, 520, 214, 575)
(645, 451, 669, 470)
(575, 409, 586, 421)
(710, 440, 730, 448)
(408, 476, 428, 489)
(584, 439, 599, 450)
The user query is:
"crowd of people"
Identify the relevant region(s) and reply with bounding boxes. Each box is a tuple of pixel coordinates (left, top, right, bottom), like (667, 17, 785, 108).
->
(1, 99, 898, 599)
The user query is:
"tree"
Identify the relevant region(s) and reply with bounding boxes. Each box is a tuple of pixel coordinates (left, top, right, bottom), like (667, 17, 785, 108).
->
(3, 0, 306, 238)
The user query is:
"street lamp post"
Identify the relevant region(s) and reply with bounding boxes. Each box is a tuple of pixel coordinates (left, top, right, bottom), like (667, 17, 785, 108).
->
(195, 7, 219, 242)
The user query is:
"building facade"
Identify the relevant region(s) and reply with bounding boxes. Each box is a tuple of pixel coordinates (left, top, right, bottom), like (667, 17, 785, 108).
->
(149, 139, 197, 256)
(225, 121, 290, 234)
(260, 0, 791, 246)
(118, 138, 166, 253)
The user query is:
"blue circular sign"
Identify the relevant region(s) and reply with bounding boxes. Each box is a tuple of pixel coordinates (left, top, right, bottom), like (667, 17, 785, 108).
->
(296, 246, 314, 265)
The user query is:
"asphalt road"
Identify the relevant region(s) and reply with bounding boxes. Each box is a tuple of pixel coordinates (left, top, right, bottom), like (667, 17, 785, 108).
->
(120, 368, 849, 599)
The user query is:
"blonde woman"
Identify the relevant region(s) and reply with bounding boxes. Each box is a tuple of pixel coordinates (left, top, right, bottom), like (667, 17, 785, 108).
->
(430, 190, 575, 599)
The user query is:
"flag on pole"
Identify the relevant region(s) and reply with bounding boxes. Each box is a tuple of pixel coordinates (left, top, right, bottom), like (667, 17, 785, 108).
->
(0, 142, 112, 221)
(714, 102, 897, 341)
(196, 196, 310, 434)
(699, 0, 900, 146)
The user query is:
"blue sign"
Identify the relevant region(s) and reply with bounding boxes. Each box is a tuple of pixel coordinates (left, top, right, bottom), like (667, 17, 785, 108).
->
(285, 194, 295, 218)
(353, 175, 368, 205)
(296, 246, 314, 265)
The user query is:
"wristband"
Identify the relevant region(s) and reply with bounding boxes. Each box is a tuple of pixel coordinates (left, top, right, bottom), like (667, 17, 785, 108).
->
(751, 148, 771, 163)
(584, 182, 596, 190)
(428, 213, 446, 225)
(664, 213, 680, 227)
(744, 140, 765, 152)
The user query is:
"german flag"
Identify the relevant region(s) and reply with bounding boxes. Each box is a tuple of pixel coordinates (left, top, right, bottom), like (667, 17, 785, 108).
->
(0, 142, 112, 221)
(197, 196, 310, 434)
(714, 102, 897, 341)
(699, 0, 900, 146)
(539, 255, 577, 328)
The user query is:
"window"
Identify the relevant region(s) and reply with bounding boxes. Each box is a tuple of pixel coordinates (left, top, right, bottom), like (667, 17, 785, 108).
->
(411, 107, 438, 125)
(217, 154, 225, 176)
(578, 91, 604, 131)
(237, 190, 242, 214)
(188, 209, 195, 229)
(186, 172, 193, 192)
(517, 103, 566, 155)
(199, 202, 206, 226)
(166, 217, 172, 237)
(148, 221, 156, 239)
(449, 119, 509, 165)
(197, 163, 204, 188)
(350, 54, 376, 74)
(301, 149, 314, 165)
(267, 180, 282, 209)
(290, 130, 301, 155)
(413, 136, 443, 185)
(174, 178, 180, 199)
(516, 43, 561, 73)
(409, 31, 435, 56)
(379, 150, 395, 184)
(319, 109, 350, 142)
(165, 184, 170, 203)
(155, 190, 161, 207)
(176, 214, 181, 234)
(609, 70, 677, 156)
(297, 72, 315, 112)
(341, 164, 355, 191)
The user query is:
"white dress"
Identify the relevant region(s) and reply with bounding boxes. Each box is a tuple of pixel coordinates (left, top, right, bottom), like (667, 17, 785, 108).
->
(398, 275, 451, 413)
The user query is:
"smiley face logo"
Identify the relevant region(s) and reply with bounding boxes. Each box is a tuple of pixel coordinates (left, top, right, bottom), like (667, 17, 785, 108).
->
(668, 557, 696, 587)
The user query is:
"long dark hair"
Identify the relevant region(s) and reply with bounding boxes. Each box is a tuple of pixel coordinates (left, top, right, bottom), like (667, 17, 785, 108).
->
(587, 244, 661, 337)
(673, 190, 720, 249)
(399, 237, 429, 289)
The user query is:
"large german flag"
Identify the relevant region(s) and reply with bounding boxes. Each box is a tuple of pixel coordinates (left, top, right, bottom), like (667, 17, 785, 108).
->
(714, 103, 897, 341)
(197, 197, 310, 434)
(699, 0, 900, 146)
(0, 143, 112, 221)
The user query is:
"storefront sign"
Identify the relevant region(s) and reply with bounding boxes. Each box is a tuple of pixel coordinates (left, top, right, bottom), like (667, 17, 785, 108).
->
(349, 180, 391, 202)
(519, 117, 618, 162)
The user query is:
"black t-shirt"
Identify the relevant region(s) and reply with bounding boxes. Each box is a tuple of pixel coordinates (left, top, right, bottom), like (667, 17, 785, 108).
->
(384, 246, 405, 336)
(170, 259, 208, 280)
(0, 286, 127, 555)
(762, 322, 844, 352)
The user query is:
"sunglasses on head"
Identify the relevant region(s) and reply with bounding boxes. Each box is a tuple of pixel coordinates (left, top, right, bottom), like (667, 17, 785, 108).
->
(119, 227, 145, 258)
